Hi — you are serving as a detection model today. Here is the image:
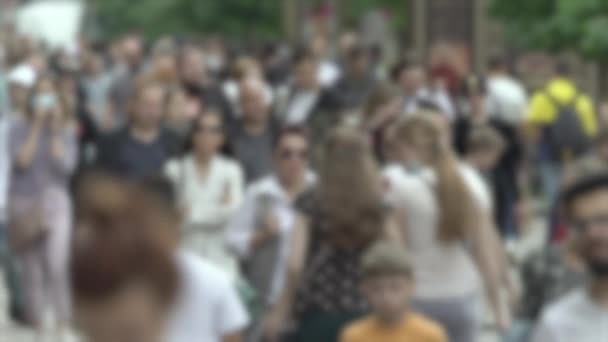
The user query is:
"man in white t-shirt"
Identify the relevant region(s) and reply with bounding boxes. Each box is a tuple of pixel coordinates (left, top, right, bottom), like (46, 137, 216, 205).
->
(486, 56, 527, 125)
(532, 173, 608, 342)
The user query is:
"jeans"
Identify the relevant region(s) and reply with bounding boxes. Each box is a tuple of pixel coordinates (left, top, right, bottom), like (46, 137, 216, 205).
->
(539, 161, 561, 204)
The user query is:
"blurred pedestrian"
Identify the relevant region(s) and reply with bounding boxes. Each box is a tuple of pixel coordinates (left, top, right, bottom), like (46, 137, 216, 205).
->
(164, 86, 201, 146)
(225, 127, 315, 340)
(73, 174, 249, 342)
(165, 109, 244, 281)
(486, 56, 527, 126)
(275, 50, 329, 127)
(229, 77, 277, 183)
(385, 114, 509, 342)
(454, 75, 524, 239)
(328, 44, 377, 111)
(8, 74, 78, 339)
(7, 63, 36, 116)
(340, 240, 447, 342)
(391, 60, 454, 120)
(263, 126, 402, 342)
(110, 34, 145, 119)
(532, 173, 608, 342)
(94, 81, 180, 179)
(527, 61, 598, 202)
(80, 50, 115, 133)
(360, 83, 402, 162)
(465, 125, 507, 177)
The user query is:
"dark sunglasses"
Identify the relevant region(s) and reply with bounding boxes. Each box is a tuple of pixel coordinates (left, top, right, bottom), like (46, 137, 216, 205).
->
(278, 148, 308, 160)
(569, 214, 608, 232)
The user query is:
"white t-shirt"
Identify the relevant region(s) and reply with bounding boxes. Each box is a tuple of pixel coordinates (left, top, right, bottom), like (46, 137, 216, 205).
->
(532, 288, 608, 342)
(383, 163, 491, 299)
(165, 251, 249, 342)
(225, 172, 316, 304)
(487, 75, 528, 125)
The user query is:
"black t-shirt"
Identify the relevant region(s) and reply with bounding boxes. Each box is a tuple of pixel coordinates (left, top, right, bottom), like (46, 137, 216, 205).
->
(94, 128, 179, 179)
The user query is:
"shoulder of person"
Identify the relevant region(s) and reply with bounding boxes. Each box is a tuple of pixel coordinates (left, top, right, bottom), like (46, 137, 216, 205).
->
(408, 313, 448, 341)
(248, 174, 276, 190)
(339, 317, 374, 341)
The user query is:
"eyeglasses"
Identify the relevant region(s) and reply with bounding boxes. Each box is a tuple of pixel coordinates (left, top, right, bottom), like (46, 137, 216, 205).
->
(569, 214, 608, 232)
(278, 149, 308, 161)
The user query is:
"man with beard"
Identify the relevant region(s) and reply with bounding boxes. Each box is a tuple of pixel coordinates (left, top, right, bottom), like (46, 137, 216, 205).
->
(532, 172, 608, 342)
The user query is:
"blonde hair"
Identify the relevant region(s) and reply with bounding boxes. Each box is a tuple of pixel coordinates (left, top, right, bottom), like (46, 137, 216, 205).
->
(318, 126, 385, 248)
(394, 114, 476, 241)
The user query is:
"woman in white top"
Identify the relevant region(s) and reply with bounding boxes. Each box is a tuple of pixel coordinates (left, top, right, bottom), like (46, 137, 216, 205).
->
(384, 113, 507, 342)
(165, 109, 244, 282)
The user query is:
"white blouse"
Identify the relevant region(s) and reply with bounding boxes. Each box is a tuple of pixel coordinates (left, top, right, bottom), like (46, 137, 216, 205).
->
(165, 155, 244, 229)
(383, 163, 491, 299)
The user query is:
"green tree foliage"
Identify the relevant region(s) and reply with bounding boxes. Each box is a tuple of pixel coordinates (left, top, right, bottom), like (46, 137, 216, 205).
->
(490, 0, 608, 61)
(91, 0, 282, 40)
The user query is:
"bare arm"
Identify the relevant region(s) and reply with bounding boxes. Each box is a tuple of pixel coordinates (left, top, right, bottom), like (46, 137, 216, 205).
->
(263, 214, 309, 341)
(469, 208, 509, 331)
(383, 210, 406, 246)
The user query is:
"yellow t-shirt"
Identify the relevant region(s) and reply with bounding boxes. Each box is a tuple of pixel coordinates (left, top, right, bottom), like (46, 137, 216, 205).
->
(340, 314, 447, 342)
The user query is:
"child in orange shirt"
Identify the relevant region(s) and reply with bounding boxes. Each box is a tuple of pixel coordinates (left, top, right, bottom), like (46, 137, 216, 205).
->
(340, 241, 447, 342)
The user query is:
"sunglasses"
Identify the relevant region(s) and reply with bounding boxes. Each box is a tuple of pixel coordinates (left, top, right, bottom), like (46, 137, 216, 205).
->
(278, 148, 308, 160)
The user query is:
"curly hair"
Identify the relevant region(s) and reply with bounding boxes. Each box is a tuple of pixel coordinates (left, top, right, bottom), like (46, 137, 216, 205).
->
(317, 126, 386, 248)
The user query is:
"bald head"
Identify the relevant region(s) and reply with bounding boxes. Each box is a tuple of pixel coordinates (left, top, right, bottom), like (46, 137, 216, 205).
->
(239, 77, 270, 123)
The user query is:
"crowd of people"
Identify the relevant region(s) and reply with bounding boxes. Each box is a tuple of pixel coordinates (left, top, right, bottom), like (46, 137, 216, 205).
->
(1, 16, 608, 342)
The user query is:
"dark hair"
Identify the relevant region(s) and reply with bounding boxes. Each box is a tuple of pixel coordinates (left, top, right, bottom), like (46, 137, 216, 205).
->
(183, 108, 228, 154)
(292, 47, 317, 66)
(272, 126, 309, 151)
(390, 58, 413, 83)
(562, 172, 608, 218)
(346, 44, 369, 64)
(487, 55, 506, 71)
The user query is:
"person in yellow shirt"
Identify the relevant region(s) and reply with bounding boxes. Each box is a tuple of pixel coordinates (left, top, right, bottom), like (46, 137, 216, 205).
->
(527, 62, 598, 201)
(340, 241, 447, 342)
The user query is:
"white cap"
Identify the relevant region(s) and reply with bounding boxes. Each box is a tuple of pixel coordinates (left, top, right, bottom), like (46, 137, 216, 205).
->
(7, 64, 37, 88)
